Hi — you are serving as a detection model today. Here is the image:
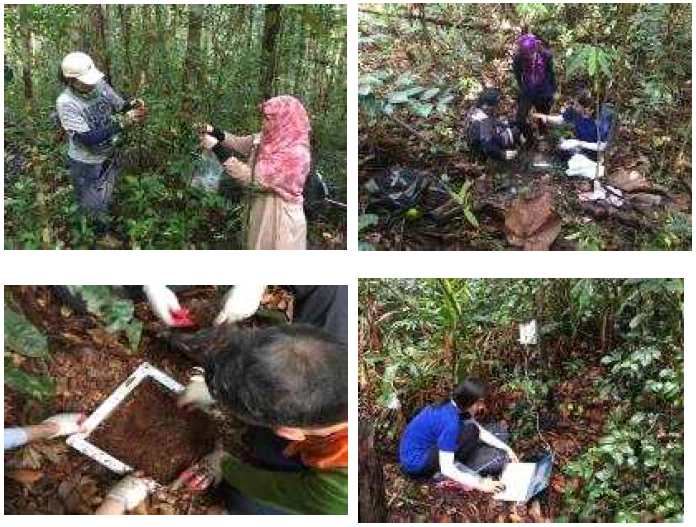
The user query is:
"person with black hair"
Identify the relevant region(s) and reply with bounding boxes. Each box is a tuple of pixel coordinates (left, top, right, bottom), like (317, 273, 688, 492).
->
(55, 52, 147, 241)
(175, 325, 348, 515)
(530, 86, 611, 163)
(464, 88, 521, 161)
(399, 380, 518, 493)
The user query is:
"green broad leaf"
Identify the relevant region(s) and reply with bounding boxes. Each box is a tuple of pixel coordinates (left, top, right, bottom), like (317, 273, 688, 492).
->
(4, 307, 49, 358)
(420, 88, 440, 101)
(409, 101, 434, 118)
(463, 209, 479, 228)
(359, 241, 376, 251)
(388, 87, 425, 104)
(4, 358, 55, 401)
(125, 320, 143, 352)
(359, 213, 379, 231)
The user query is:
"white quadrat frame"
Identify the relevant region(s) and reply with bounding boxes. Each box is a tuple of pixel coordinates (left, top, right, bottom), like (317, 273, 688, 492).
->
(66, 362, 184, 476)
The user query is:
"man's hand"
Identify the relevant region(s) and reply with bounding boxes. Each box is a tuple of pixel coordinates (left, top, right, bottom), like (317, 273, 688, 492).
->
(530, 112, 545, 122)
(144, 286, 192, 327)
(559, 138, 581, 150)
(105, 474, 156, 511)
(214, 285, 266, 326)
(42, 413, 87, 438)
(506, 450, 520, 463)
(175, 442, 228, 492)
(504, 150, 518, 161)
(200, 134, 218, 150)
(177, 368, 215, 411)
(479, 477, 506, 493)
(195, 123, 214, 136)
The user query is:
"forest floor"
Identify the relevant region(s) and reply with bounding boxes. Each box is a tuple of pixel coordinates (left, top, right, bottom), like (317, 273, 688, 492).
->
(4, 286, 293, 515)
(358, 22, 692, 251)
(359, 336, 612, 522)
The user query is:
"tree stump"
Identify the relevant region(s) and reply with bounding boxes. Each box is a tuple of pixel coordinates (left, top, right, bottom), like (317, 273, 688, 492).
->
(359, 420, 388, 523)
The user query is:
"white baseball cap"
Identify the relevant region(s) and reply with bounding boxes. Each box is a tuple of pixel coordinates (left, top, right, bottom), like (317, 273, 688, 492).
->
(61, 52, 103, 85)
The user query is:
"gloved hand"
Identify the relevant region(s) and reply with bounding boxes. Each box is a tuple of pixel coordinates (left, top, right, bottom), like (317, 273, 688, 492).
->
(506, 449, 520, 463)
(195, 122, 214, 135)
(42, 413, 87, 438)
(144, 286, 192, 327)
(106, 474, 156, 511)
(130, 98, 145, 110)
(214, 285, 266, 326)
(176, 442, 228, 491)
(200, 134, 218, 150)
(559, 138, 581, 150)
(177, 368, 215, 411)
(504, 150, 518, 161)
(479, 477, 506, 493)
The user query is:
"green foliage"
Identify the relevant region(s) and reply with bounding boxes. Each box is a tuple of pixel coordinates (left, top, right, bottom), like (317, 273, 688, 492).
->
(4, 304, 55, 401)
(360, 279, 684, 521)
(67, 286, 143, 351)
(358, 213, 379, 251)
(449, 180, 478, 229)
(4, 358, 56, 402)
(4, 307, 49, 358)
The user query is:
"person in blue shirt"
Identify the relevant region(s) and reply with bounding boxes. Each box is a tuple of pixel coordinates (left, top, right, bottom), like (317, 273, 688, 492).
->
(530, 86, 610, 162)
(399, 380, 518, 493)
(513, 33, 556, 144)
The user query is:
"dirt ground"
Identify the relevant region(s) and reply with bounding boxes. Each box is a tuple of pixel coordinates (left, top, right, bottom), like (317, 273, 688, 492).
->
(4, 285, 292, 515)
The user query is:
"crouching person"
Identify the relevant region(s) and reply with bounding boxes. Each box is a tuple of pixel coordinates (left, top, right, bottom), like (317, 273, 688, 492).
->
(399, 380, 518, 493)
(465, 89, 521, 162)
(177, 325, 348, 515)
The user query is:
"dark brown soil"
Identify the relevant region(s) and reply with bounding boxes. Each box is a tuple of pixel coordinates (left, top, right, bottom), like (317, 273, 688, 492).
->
(90, 378, 217, 484)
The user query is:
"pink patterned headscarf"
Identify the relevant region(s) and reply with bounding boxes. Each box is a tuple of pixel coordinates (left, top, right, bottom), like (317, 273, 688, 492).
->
(256, 96, 311, 204)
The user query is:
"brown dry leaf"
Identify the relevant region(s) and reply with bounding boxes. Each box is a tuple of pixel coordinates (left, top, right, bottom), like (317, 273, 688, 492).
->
(529, 500, 544, 522)
(496, 514, 507, 522)
(607, 168, 650, 192)
(509, 512, 524, 523)
(133, 500, 150, 515)
(504, 191, 562, 251)
(6, 470, 44, 485)
(19, 444, 44, 469)
(152, 503, 177, 515)
(551, 473, 566, 492)
(33, 441, 68, 465)
(436, 515, 452, 522)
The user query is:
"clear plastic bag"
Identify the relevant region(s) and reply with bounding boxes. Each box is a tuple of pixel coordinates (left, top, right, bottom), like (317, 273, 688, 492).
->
(191, 150, 223, 192)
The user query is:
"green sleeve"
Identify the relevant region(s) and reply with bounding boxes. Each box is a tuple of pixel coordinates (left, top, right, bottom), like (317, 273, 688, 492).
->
(221, 456, 348, 515)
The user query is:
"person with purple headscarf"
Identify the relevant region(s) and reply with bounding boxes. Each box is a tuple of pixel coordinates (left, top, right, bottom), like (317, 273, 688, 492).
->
(512, 33, 556, 143)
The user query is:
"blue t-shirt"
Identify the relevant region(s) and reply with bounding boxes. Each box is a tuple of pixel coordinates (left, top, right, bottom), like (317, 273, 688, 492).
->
(399, 402, 463, 473)
(562, 107, 609, 161)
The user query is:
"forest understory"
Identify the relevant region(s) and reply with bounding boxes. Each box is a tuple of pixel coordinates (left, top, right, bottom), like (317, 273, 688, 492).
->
(358, 4, 691, 251)
(4, 4, 347, 250)
(359, 279, 684, 522)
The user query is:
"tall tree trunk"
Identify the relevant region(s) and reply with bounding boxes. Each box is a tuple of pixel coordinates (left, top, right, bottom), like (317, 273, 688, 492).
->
(181, 4, 204, 116)
(91, 4, 112, 84)
(259, 4, 282, 102)
(358, 421, 388, 523)
(117, 5, 133, 93)
(136, 4, 155, 94)
(18, 5, 34, 117)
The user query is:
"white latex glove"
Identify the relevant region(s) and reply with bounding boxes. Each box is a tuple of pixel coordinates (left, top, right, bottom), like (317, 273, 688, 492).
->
(506, 449, 520, 463)
(42, 412, 87, 438)
(559, 138, 581, 150)
(479, 477, 506, 493)
(177, 443, 228, 491)
(144, 285, 181, 327)
(106, 475, 156, 511)
(214, 285, 266, 326)
(504, 150, 518, 160)
(200, 134, 219, 150)
(177, 368, 215, 411)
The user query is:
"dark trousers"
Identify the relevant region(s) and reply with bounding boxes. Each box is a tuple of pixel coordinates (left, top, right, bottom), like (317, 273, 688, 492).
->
(516, 93, 554, 142)
(404, 421, 510, 481)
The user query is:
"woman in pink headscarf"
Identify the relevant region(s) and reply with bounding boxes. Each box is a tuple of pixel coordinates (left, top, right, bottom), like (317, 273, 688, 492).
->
(199, 95, 311, 250)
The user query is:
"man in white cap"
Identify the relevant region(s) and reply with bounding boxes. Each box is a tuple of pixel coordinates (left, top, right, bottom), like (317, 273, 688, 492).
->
(56, 52, 146, 243)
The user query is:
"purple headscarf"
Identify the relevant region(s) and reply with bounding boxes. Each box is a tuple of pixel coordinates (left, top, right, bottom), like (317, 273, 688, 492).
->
(517, 33, 546, 86)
